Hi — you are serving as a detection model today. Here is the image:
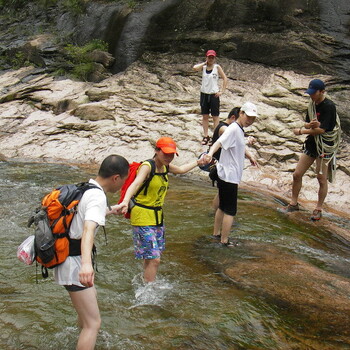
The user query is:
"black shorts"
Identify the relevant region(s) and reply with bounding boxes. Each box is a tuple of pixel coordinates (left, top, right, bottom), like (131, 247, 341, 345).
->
(217, 177, 238, 216)
(303, 136, 332, 159)
(200, 92, 220, 116)
(64, 284, 90, 292)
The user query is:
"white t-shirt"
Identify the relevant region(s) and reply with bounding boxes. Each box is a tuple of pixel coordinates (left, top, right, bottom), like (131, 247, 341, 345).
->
(54, 179, 107, 287)
(217, 122, 246, 184)
(201, 64, 219, 94)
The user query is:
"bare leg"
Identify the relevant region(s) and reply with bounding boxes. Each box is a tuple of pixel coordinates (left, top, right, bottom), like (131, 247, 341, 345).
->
(212, 193, 219, 213)
(220, 213, 235, 244)
(291, 153, 315, 205)
(69, 287, 101, 350)
(143, 258, 160, 283)
(315, 158, 329, 210)
(202, 114, 209, 137)
(212, 115, 219, 131)
(213, 208, 224, 236)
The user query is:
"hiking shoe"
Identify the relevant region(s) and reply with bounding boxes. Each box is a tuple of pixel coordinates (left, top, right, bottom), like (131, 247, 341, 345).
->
(310, 209, 322, 221)
(278, 203, 300, 214)
(220, 240, 239, 248)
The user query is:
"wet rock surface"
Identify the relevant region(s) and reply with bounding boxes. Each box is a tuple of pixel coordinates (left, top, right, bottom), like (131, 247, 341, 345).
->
(194, 234, 350, 346)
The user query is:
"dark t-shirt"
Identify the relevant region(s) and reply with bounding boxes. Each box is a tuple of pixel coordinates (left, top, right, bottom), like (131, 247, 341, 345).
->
(211, 121, 229, 160)
(304, 98, 336, 155)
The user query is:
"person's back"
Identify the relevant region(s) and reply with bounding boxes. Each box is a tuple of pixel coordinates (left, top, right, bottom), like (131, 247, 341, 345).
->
(54, 179, 106, 288)
(53, 154, 129, 350)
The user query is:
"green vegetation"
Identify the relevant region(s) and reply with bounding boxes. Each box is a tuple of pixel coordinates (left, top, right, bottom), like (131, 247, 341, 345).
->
(1, 51, 31, 70)
(0, 0, 86, 13)
(0, 0, 26, 8)
(63, 39, 109, 80)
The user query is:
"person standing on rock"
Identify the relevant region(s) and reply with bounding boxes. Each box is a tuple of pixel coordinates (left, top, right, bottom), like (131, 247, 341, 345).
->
(209, 106, 258, 213)
(279, 79, 341, 221)
(193, 49, 228, 146)
(118, 137, 205, 283)
(204, 102, 258, 246)
(54, 155, 129, 350)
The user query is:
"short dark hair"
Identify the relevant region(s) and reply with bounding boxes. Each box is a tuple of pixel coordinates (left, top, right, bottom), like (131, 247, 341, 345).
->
(228, 107, 240, 120)
(98, 155, 129, 178)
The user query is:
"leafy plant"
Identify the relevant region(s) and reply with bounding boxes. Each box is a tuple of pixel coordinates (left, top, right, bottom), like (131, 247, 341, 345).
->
(3, 51, 30, 69)
(62, 0, 87, 14)
(63, 39, 109, 80)
(0, 0, 26, 9)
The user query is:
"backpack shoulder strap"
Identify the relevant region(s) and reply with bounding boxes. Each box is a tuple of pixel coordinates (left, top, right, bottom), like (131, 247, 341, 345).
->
(134, 159, 156, 198)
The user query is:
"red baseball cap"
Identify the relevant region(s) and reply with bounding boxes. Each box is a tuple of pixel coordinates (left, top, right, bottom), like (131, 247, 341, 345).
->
(156, 137, 178, 155)
(206, 50, 217, 57)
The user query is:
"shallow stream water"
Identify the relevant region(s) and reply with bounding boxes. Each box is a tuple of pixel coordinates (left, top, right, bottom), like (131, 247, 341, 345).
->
(1, 161, 350, 350)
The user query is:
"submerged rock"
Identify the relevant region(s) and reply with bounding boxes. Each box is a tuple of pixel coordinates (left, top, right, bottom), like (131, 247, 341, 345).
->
(194, 235, 350, 345)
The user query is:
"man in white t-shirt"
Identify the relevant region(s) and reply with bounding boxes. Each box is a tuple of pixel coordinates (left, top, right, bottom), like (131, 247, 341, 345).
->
(205, 102, 258, 246)
(54, 154, 129, 350)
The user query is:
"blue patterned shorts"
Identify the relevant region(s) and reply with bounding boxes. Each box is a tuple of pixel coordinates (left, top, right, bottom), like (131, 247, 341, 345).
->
(132, 225, 165, 259)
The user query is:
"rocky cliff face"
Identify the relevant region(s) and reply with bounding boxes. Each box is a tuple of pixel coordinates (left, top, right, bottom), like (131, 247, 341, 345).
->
(0, 53, 349, 216)
(0, 0, 349, 216)
(2, 0, 350, 82)
(144, 0, 350, 79)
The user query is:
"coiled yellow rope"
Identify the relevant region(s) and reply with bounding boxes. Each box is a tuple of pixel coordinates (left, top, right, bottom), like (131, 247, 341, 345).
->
(307, 101, 341, 183)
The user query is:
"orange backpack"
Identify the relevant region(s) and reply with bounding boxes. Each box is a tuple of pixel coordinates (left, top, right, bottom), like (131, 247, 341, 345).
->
(28, 182, 100, 277)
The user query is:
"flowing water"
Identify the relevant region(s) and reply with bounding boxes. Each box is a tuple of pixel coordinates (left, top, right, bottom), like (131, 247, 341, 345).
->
(1, 161, 350, 350)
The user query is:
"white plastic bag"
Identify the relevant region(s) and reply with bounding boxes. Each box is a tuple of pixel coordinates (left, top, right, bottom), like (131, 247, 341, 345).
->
(17, 235, 35, 265)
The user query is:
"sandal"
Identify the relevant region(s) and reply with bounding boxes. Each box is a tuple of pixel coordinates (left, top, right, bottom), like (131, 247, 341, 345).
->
(278, 203, 300, 214)
(310, 209, 322, 221)
(220, 240, 239, 247)
(201, 136, 211, 145)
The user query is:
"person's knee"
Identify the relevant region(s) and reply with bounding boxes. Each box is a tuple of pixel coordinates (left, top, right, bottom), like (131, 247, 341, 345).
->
(151, 258, 161, 267)
(87, 315, 101, 331)
(317, 173, 327, 185)
(293, 170, 303, 182)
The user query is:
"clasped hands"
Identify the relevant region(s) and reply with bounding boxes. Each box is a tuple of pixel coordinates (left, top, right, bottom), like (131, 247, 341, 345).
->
(202, 153, 213, 165)
(108, 202, 128, 215)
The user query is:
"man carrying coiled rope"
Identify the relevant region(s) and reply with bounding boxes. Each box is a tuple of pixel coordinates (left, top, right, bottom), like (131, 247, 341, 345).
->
(279, 79, 342, 221)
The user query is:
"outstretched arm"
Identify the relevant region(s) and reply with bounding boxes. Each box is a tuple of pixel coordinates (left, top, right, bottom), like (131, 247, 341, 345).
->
(169, 159, 202, 175)
(207, 139, 222, 159)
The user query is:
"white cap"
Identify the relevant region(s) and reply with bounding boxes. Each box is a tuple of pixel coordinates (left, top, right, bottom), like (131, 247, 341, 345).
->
(241, 102, 258, 117)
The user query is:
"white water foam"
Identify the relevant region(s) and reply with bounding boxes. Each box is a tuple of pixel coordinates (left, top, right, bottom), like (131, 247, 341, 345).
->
(129, 274, 174, 308)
